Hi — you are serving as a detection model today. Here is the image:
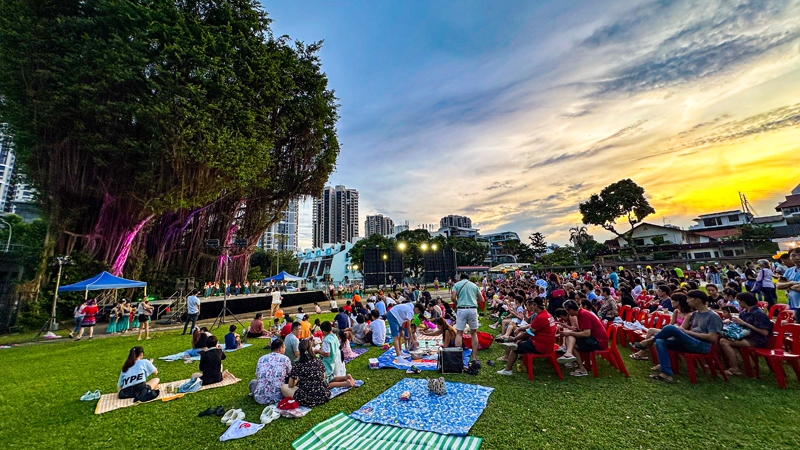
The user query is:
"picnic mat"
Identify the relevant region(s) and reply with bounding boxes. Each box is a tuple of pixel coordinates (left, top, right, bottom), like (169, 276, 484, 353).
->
(293, 412, 483, 450)
(330, 380, 364, 399)
(159, 343, 253, 362)
(344, 347, 368, 364)
(94, 371, 241, 414)
(350, 378, 493, 436)
(376, 347, 471, 371)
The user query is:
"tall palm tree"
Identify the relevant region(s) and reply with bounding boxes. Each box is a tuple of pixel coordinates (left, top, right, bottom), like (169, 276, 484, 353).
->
(569, 226, 590, 247)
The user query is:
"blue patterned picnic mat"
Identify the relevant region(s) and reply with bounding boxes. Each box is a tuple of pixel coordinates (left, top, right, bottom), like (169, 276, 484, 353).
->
(350, 378, 493, 436)
(376, 348, 471, 371)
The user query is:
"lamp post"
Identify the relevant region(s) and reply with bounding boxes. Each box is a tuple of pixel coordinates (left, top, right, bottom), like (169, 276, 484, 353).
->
(39, 256, 73, 335)
(382, 253, 388, 288)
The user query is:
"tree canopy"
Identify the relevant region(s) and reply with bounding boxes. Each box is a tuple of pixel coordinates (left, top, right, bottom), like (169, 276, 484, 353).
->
(579, 179, 654, 260)
(0, 0, 339, 291)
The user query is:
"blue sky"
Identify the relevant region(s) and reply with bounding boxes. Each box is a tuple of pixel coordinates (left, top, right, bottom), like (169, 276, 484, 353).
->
(264, 0, 800, 249)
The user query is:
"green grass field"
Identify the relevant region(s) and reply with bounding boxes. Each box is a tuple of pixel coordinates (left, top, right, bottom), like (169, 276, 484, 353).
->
(2, 306, 799, 450)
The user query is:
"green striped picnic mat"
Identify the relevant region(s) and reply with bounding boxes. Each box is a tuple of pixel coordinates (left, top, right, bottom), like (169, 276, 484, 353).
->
(292, 412, 483, 450)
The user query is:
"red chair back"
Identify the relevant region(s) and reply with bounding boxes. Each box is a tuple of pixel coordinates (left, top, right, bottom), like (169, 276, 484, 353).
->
(654, 314, 670, 329)
(607, 324, 621, 346)
(781, 324, 800, 354)
(637, 309, 650, 324)
(757, 301, 769, 311)
(775, 310, 795, 335)
(619, 305, 631, 321)
(768, 304, 790, 320)
(628, 307, 641, 322)
(636, 300, 646, 308)
(645, 312, 658, 328)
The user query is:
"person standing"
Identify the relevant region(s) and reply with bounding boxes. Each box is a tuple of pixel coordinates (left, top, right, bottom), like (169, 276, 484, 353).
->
(68, 300, 86, 339)
(183, 291, 200, 335)
(755, 259, 777, 308)
(117, 300, 131, 333)
(270, 288, 282, 319)
(75, 299, 99, 340)
(137, 299, 154, 341)
(451, 273, 484, 365)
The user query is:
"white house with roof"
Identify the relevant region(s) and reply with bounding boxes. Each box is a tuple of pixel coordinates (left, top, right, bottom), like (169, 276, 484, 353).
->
(614, 223, 712, 248)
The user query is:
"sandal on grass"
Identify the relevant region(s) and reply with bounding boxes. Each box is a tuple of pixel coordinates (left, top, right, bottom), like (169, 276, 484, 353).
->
(629, 353, 649, 360)
(724, 369, 742, 377)
(630, 342, 648, 350)
(569, 370, 588, 377)
(649, 373, 673, 383)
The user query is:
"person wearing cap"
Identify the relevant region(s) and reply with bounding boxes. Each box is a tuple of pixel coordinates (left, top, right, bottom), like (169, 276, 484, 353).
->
(496, 298, 556, 375)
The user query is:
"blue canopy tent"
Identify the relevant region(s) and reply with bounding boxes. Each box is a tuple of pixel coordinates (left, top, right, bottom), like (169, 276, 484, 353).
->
(262, 271, 304, 283)
(58, 271, 148, 299)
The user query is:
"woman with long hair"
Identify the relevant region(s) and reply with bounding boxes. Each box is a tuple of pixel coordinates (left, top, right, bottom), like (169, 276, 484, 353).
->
(630, 293, 693, 360)
(68, 300, 86, 339)
(423, 317, 458, 347)
(137, 299, 154, 341)
(280, 339, 353, 407)
(117, 346, 160, 400)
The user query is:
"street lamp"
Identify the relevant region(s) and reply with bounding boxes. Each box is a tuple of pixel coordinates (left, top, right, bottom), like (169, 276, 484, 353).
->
(398, 242, 406, 250)
(431, 243, 438, 251)
(39, 256, 74, 335)
(421, 243, 428, 251)
(382, 253, 388, 288)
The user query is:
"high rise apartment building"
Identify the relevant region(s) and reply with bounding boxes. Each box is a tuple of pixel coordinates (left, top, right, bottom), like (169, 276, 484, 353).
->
(313, 185, 359, 247)
(0, 124, 16, 212)
(364, 214, 395, 237)
(258, 198, 299, 252)
(440, 215, 472, 229)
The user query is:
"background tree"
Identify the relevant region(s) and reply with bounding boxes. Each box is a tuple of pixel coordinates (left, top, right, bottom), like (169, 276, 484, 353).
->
(528, 232, 548, 255)
(579, 179, 655, 261)
(346, 234, 396, 273)
(447, 237, 489, 266)
(0, 0, 339, 299)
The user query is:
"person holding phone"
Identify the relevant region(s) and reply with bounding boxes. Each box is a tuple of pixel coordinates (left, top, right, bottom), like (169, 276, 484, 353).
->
(117, 346, 160, 402)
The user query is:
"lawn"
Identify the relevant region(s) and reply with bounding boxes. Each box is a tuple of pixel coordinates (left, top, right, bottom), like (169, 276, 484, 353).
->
(2, 309, 799, 450)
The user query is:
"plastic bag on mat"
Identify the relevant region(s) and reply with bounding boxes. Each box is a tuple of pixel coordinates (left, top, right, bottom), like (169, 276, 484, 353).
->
(220, 420, 265, 442)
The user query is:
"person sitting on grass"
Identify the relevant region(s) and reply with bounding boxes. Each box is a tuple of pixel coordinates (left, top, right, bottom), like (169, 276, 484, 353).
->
(296, 307, 306, 322)
(333, 307, 351, 332)
(350, 314, 368, 346)
(317, 321, 346, 382)
(314, 302, 322, 315)
(719, 292, 773, 376)
(269, 318, 281, 335)
(339, 329, 357, 361)
(117, 346, 160, 401)
(298, 314, 312, 340)
(365, 309, 386, 346)
(281, 340, 354, 407)
(190, 335, 226, 385)
(630, 293, 692, 360)
(251, 338, 292, 405)
(557, 300, 609, 377)
(280, 315, 295, 339)
(246, 313, 270, 338)
(631, 290, 722, 383)
(423, 317, 458, 348)
(497, 298, 556, 375)
(311, 318, 321, 334)
(224, 324, 242, 350)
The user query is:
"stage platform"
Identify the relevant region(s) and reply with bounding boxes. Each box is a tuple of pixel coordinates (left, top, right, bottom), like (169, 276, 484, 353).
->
(197, 290, 329, 320)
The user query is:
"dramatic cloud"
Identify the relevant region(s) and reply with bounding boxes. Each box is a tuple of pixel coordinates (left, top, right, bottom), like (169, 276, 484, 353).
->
(274, 0, 800, 248)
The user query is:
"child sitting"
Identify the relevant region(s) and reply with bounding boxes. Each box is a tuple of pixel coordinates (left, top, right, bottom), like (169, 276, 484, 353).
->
(720, 305, 738, 325)
(339, 329, 357, 360)
(224, 324, 242, 350)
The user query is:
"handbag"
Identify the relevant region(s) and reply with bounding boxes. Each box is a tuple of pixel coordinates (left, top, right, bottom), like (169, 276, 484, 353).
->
(722, 323, 751, 341)
(437, 347, 463, 374)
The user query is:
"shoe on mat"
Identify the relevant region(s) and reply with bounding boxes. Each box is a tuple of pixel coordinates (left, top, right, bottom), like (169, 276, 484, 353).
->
(557, 355, 576, 364)
(496, 369, 513, 376)
(499, 342, 518, 350)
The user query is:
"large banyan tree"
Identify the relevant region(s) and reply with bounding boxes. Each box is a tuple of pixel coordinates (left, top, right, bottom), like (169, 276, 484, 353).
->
(0, 0, 339, 288)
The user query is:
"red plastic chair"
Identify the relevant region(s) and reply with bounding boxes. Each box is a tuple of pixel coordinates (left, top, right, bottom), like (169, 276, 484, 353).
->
(579, 324, 629, 378)
(768, 304, 790, 320)
(752, 324, 800, 389)
(756, 301, 768, 311)
(627, 307, 641, 322)
(626, 310, 650, 345)
(619, 305, 631, 323)
(647, 314, 672, 363)
(669, 341, 728, 384)
(521, 343, 563, 381)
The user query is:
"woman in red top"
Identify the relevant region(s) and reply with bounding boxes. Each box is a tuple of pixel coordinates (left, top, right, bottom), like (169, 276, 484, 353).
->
(75, 298, 99, 340)
(496, 298, 555, 375)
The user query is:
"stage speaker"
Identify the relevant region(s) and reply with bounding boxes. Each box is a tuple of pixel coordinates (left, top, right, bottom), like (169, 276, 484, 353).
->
(424, 250, 457, 283)
(363, 247, 404, 287)
(175, 278, 186, 291)
(185, 277, 195, 291)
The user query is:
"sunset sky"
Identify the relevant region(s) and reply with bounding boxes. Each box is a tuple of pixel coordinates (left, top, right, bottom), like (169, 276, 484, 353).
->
(265, 0, 800, 249)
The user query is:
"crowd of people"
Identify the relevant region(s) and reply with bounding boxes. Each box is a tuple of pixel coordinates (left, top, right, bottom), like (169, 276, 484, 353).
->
(113, 250, 800, 407)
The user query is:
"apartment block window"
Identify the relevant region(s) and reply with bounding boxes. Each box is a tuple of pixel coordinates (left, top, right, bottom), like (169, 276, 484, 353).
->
(693, 252, 712, 259)
(634, 239, 645, 246)
(722, 250, 734, 257)
(727, 215, 740, 223)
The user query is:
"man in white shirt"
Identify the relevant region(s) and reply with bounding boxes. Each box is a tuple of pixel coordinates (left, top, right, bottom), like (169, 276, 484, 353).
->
(387, 302, 425, 365)
(367, 310, 386, 346)
(270, 288, 282, 318)
(182, 291, 201, 335)
(329, 297, 338, 310)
